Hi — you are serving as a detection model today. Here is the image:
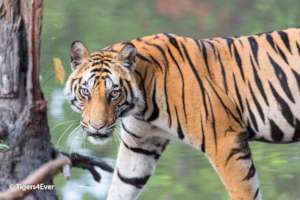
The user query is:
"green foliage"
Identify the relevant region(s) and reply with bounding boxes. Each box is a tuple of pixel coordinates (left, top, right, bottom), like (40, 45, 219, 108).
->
(0, 143, 8, 150)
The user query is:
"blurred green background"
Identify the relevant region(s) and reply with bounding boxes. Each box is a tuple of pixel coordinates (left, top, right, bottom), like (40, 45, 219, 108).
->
(41, 0, 300, 199)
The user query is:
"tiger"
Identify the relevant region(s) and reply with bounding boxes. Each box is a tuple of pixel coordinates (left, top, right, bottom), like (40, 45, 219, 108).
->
(64, 27, 300, 200)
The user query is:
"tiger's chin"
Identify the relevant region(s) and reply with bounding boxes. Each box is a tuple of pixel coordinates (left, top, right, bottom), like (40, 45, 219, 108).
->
(86, 132, 112, 145)
(87, 136, 111, 145)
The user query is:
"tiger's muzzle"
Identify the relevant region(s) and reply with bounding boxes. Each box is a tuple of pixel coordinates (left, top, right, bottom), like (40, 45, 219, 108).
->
(80, 120, 116, 143)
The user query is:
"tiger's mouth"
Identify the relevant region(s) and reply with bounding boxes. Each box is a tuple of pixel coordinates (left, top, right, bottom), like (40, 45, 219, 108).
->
(86, 131, 113, 139)
(80, 121, 116, 144)
(86, 129, 114, 145)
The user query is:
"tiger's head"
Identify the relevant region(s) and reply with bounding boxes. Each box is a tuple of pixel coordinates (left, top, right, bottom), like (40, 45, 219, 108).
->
(64, 41, 143, 144)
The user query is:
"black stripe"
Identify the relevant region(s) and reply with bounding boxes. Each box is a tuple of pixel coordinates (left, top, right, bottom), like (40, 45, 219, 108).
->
(247, 122, 256, 139)
(268, 54, 295, 103)
(225, 132, 250, 166)
(164, 33, 184, 60)
(292, 119, 300, 141)
(117, 169, 150, 189)
(248, 83, 265, 122)
(119, 78, 124, 87)
(246, 99, 259, 132)
(147, 80, 160, 121)
(254, 188, 260, 200)
(137, 69, 148, 117)
(225, 148, 243, 166)
(181, 43, 208, 119)
(134, 69, 144, 83)
(206, 78, 242, 125)
(100, 75, 109, 80)
(90, 67, 112, 74)
(235, 103, 244, 123)
(225, 147, 251, 166)
(136, 53, 152, 64)
(270, 119, 284, 142)
(90, 54, 102, 58)
(296, 42, 300, 55)
(291, 69, 300, 90)
(277, 45, 289, 65)
(70, 78, 78, 89)
(88, 74, 97, 81)
(146, 42, 169, 67)
(233, 75, 244, 112)
(266, 33, 278, 52)
(149, 55, 163, 71)
(243, 162, 256, 181)
(195, 40, 212, 76)
(233, 43, 245, 81)
(162, 47, 172, 127)
(225, 126, 235, 135)
(237, 151, 252, 161)
(161, 140, 169, 152)
(250, 56, 269, 106)
(278, 31, 292, 53)
(206, 41, 218, 59)
(269, 82, 294, 126)
(174, 107, 185, 139)
(206, 94, 218, 149)
(91, 61, 102, 66)
(200, 117, 206, 153)
(122, 140, 160, 160)
(121, 123, 141, 139)
(124, 80, 134, 100)
(124, 79, 134, 99)
(167, 47, 187, 120)
(238, 39, 244, 47)
(218, 52, 228, 93)
(248, 36, 259, 65)
(224, 37, 234, 56)
(118, 102, 135, 117)
(199, 41, 212, 76)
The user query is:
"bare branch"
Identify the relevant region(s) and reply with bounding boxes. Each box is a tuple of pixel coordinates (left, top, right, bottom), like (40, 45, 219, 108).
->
(0, 151, 114, 200)
(62, 152, 114, 182)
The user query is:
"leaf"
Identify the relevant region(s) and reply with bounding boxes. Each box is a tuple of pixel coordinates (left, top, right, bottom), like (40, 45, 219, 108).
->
(53, 57, 65, 85)
(0, 143, 8, 150)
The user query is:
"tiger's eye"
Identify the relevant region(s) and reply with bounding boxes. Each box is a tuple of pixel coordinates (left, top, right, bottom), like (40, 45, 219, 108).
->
(110, 90, 120, 99)
(81, 87, 90, 97)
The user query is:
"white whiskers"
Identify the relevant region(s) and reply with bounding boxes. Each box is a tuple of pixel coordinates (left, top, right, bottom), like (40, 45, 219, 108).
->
(51, 119, 76, 132)
(55, 122, 77, 149)
(66, 125, 85, 153)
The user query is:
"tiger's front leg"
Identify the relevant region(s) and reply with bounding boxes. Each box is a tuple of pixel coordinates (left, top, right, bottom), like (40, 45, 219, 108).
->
(107, 119, 169, 200)
(206, 129, 262, 200)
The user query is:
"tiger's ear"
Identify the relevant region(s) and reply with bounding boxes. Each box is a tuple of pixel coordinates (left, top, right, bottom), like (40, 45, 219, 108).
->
(70, 41, 89, 70)
(118, 43, 137, 71)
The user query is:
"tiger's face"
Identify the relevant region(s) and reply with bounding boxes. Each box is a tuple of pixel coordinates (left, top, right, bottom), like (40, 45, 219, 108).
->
(64, 41, 142, 144)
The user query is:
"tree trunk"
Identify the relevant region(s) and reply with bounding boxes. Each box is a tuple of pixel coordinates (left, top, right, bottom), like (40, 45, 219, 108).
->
(0, 0, 57, 199)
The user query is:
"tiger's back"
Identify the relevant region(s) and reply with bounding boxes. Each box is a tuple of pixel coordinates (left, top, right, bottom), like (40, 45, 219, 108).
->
(199, 28, 300, 143)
